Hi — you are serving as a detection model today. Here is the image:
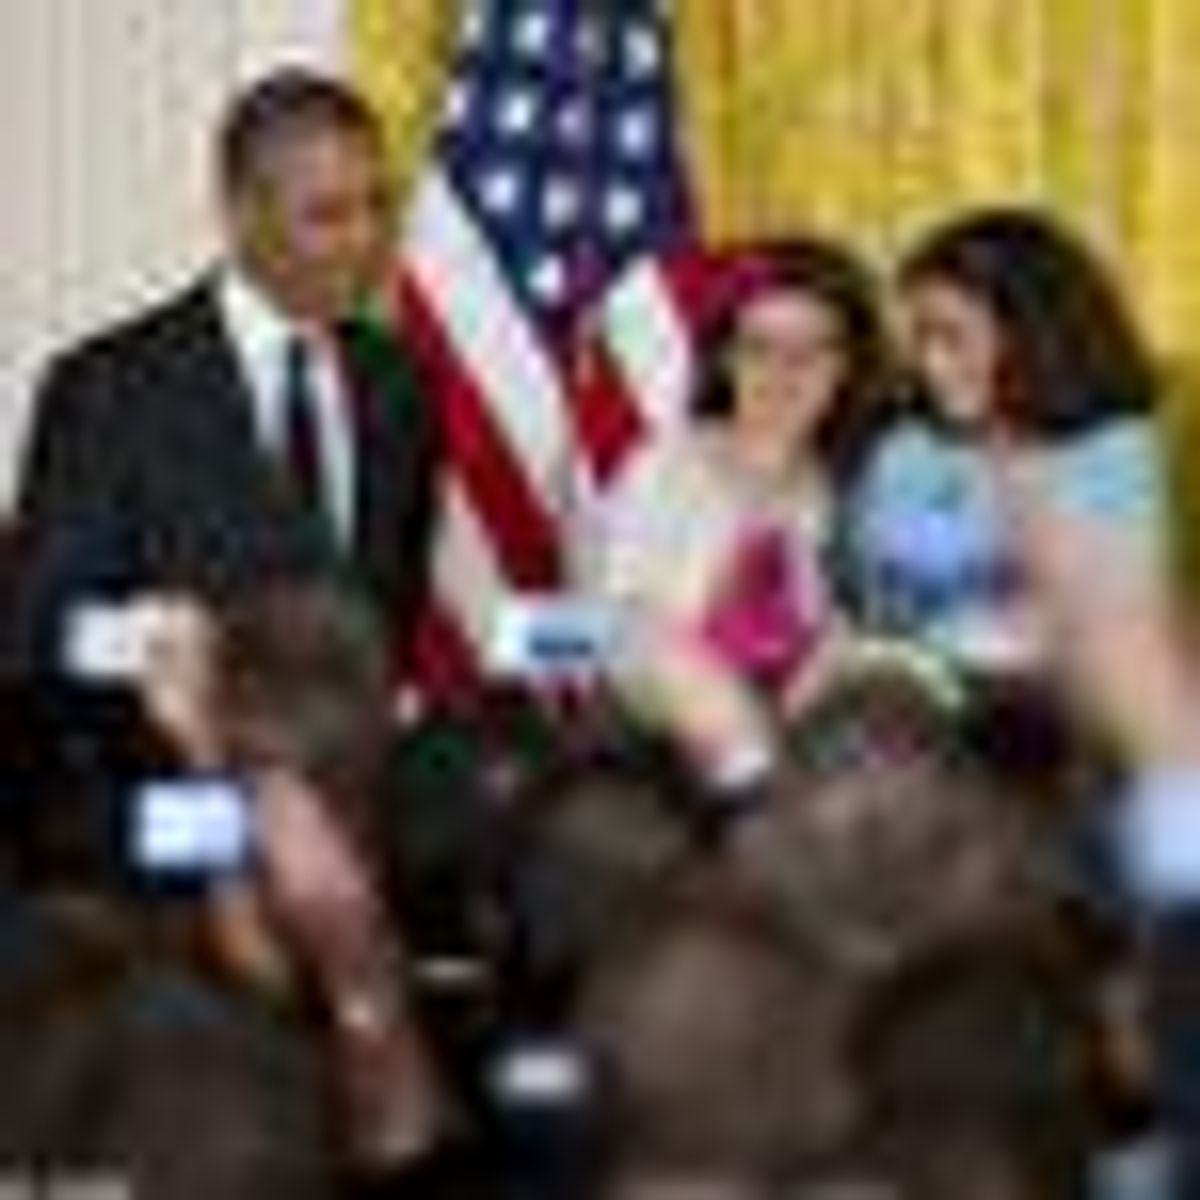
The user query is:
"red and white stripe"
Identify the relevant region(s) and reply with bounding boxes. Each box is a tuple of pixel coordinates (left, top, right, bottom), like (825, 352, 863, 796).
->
(397, 168, 572, 697)
(397, 170, 747, 702)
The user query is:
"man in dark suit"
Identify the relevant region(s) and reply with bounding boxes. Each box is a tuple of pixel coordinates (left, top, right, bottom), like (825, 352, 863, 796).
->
(14, 68, 437, 676)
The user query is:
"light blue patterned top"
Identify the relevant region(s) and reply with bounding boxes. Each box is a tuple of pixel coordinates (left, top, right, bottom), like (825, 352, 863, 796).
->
(844, 416, 1165, 655)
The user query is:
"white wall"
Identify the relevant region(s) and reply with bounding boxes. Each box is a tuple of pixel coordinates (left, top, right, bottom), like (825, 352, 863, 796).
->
(0, 0, 346, 510)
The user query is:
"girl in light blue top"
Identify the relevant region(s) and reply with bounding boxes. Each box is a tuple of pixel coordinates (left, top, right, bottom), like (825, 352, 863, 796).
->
(845, 207, 1167, 674)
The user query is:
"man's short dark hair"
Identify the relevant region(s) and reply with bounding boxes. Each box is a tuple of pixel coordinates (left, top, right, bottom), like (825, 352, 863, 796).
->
(217, 67, 383, 193)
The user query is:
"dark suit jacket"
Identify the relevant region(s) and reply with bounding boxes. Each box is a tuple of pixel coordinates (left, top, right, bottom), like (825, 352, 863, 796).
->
(14, 278, 438, 670)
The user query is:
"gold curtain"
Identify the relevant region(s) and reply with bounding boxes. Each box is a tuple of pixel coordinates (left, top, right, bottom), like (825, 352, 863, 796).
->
(670, 0, 1200, 574)
(351, 0, 1200, 360)
(347, 0, 452, 187)
(674, 0, 1200, 368)
(352, 0, 1200, 563)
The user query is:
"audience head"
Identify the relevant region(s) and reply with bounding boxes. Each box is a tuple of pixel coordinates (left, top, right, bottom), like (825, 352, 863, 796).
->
(897, 206, 1156, 437)
(577, 880, 866, 1197)
(852, 940, 1086, 1200)
(509, 763, 696, 998)
(544, 671, 1067, 1199)
(209, 581, 443, 1167)
(731, 670, 1029, 974)
(0, 897, 338, 1200)
(129, 579, 390, 800)
(216, 68, 394, 325)
(213, 579, 391, 808)
(694, 236, 890, 480)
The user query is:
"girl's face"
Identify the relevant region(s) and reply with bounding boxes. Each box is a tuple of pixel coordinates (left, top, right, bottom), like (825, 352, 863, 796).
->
(728, 288, 847, 457)
(901, 279, 1004, 428)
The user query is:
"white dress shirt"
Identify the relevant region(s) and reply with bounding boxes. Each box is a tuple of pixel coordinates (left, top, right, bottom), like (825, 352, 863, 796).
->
(217, 268, 357, 545)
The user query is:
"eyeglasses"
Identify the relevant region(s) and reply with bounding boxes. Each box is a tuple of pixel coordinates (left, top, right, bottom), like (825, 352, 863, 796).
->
(732, 330, 843, 374)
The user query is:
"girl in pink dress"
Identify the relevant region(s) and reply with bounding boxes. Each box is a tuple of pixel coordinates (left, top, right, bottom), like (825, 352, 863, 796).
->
(595, 238, 888, 785)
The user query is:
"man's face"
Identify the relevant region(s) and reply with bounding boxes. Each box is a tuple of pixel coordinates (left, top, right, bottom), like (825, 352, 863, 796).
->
(228, 125, 394, 325)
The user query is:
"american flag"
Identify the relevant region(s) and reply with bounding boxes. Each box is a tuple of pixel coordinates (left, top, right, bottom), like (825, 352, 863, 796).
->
(394, 0, 704, 701)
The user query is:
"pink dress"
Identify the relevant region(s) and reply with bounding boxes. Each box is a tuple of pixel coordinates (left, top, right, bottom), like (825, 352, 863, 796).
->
(699, 519, 826, 694)
(596, 430, 834, 703)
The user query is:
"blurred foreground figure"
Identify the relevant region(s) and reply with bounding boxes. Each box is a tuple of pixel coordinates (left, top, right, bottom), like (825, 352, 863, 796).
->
(551, 671, 1094, 1199)
(593, 237, 888, 797)
(1022, 488, 1200, 1198)
(0, 579, 444, 1198)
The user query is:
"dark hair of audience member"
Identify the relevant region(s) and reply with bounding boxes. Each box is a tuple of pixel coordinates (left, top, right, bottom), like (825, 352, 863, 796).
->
(850, 939, 1090, 1200)
(569, 670, 1094, 1196)
(575, 873, 866, 1192)
(504, 761, 697, 1010)
(0, 904, 338, 1199)
(733, 670, 1033, 973)
(213, 578, 391, 826)
(208, 579, 444, 1174)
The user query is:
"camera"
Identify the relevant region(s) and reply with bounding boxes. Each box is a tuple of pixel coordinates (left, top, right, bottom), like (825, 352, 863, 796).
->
(487, 1038, 593, 1111)
(61, 600, 161, 683)
(0, 624, 253, 897)
(128, 775, 253, 883)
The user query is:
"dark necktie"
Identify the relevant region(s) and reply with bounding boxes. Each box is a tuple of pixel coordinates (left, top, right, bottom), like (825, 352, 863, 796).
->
(281, 336, 327, 530)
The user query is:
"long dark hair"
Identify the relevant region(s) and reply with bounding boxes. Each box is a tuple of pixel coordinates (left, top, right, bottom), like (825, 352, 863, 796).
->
(898, 207, 1158, 439)
(693, 236, 891, 484)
